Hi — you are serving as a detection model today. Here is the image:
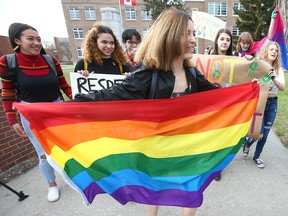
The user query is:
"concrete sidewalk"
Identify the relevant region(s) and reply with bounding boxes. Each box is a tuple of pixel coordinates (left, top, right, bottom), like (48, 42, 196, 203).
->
(1, 131, 288, 216)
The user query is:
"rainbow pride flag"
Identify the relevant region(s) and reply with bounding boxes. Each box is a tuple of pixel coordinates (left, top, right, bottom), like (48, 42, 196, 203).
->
(14, 82, 259, 208)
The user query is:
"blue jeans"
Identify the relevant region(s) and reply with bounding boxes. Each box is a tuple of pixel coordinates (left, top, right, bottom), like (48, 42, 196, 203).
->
(245, 98, 278, 158)
(20, 98, 61, 183)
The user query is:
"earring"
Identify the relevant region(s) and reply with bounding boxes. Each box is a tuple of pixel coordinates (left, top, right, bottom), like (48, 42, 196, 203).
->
(13, 45, 19, 51)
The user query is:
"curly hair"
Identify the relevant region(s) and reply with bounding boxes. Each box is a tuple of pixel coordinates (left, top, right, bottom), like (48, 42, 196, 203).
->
(82, 22, 128, 66)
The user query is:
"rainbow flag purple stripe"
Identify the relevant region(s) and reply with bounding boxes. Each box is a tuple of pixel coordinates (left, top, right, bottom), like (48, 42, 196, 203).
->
(14, 82, 259, 208)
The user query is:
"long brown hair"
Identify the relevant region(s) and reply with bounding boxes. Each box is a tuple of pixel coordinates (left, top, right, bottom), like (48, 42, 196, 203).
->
(214, 28, 233, 56)
(134, 9, 194, 71)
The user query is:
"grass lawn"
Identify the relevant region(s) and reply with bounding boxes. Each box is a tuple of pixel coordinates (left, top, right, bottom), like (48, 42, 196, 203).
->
(273, 72, 288, 148)
(62, 65, 74, 84)
(61, 65, 74, 100)
(61, 64, 288, 148)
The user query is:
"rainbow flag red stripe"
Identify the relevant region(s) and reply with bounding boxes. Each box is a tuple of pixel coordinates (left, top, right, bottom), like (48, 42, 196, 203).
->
(14, 82, 259, 207)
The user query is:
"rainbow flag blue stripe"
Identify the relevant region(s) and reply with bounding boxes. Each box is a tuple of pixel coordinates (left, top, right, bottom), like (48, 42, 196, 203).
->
(14, 82, 259, 207)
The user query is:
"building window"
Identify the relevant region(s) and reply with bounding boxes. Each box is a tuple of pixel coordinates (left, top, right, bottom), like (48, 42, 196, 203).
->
(208, 2, 227, 16)
(73, 28, 84, 39)
(69, 7, 80, 20)
(76, 47, 83, 58)
(125, 8, 136, 20)
(232, 26, 241, 36)
(233, 3, 244, 16)
(142, 28, 149, 37)
(85, 7, 96, 20)
(141, 8, 152, 20)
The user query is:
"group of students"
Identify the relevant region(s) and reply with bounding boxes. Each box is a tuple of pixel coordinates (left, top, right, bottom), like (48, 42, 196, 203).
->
(74, 23, 142, 77)
(203, 10, 286, 182)
(0, 21, 142, 204)
(0, 8, 285, 216)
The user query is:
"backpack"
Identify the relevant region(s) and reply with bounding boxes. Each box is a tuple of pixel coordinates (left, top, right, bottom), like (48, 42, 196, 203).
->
(148, 67, 196, 99)
(5, 54, 64, 101)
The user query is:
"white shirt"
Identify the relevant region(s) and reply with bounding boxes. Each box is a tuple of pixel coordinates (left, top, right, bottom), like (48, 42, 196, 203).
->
(269, 67, 286, 95)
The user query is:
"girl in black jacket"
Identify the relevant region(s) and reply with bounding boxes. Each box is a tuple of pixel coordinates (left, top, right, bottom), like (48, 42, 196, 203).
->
(73, 9, 217, 216)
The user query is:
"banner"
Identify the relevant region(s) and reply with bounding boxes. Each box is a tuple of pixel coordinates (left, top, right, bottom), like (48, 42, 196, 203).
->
(14, 82, 259, 208)
(192, 54, 272, 138)
(192, 11, 226, 42)
(70, 72, 125, 96)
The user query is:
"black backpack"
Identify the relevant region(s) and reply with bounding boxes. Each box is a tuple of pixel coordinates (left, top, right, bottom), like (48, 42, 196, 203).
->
(4, 54, 64, 101)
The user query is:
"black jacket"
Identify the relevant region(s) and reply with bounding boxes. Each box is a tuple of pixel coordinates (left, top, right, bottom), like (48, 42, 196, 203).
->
(73, 65, 217, 102)
(74, 58, 131, 74)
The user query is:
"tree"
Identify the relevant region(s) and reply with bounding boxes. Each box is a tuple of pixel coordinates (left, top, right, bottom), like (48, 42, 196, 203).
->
(57, 42, 73, 62)
(234, 0, 276, 41)
(144, 0, 187, 21)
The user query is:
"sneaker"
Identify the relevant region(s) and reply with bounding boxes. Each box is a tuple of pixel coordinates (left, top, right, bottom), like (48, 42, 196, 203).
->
(47, 186, 60, 202)
(214, 173, 221, 181)
(253, 157, 265, 169)
(243, 144, 250, 157)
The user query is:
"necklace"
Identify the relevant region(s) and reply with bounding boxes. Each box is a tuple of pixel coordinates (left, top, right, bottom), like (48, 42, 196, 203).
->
(21, 54, 40, 67)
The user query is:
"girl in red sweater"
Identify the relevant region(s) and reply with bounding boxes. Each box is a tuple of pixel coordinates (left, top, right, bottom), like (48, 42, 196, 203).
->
(0, 23, 72, 202)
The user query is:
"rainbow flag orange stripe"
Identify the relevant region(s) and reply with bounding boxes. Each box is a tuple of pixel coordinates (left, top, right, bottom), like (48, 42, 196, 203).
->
(14, 82, 259, 208)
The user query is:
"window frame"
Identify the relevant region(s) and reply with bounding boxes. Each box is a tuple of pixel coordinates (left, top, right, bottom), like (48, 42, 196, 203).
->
(125, 8, 136, 20)
(76, 46, 83, 58)
(233, 3, 244, 16)
(208, 2, 227, 16)
(73, 28, 84, 39)
(69, 7, 80, 20)
(232, 26, 241, 36)
(141, 7, 152, 20)
(84, 7, 96, 20)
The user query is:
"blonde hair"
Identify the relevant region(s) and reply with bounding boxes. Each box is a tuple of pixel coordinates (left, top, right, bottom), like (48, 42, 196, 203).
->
(259, 41, 281, 74)
(236, 32, 254, 52)
(134, 9, 194, 71)
(82, 22, 127, 66)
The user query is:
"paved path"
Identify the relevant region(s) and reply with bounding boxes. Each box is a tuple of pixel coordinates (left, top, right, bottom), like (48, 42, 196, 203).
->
(1, 131, 288, 216)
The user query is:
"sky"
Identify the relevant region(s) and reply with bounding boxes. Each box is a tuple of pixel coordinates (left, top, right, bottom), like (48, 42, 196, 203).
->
(0, 0, 68, 42)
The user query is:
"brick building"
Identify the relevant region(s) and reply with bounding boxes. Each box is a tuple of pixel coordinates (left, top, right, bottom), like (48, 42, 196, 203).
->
(61, 0, 240, 63)
(0, 105, 36, 174)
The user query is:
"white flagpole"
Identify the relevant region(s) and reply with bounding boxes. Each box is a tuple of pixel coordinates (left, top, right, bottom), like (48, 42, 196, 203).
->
(118, 1, 123, 25)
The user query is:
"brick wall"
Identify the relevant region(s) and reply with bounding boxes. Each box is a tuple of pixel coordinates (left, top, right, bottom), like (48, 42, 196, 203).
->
(0, 97, 36, 173)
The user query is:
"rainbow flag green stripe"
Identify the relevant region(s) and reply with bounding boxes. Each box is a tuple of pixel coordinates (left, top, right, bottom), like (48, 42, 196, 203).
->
(14, 82, 259, 207)
(64, 138, 243, 180)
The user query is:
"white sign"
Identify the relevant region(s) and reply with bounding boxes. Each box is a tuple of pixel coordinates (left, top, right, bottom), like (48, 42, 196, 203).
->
(70, 72, 125, 98)
(192, 11, 226, 42)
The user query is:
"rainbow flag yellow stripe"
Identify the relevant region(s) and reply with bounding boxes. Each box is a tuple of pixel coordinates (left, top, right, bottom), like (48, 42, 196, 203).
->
(14, 82, 259, 207)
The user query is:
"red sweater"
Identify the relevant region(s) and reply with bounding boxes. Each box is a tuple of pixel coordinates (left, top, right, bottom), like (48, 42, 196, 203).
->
(0, 53, 72, 125)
